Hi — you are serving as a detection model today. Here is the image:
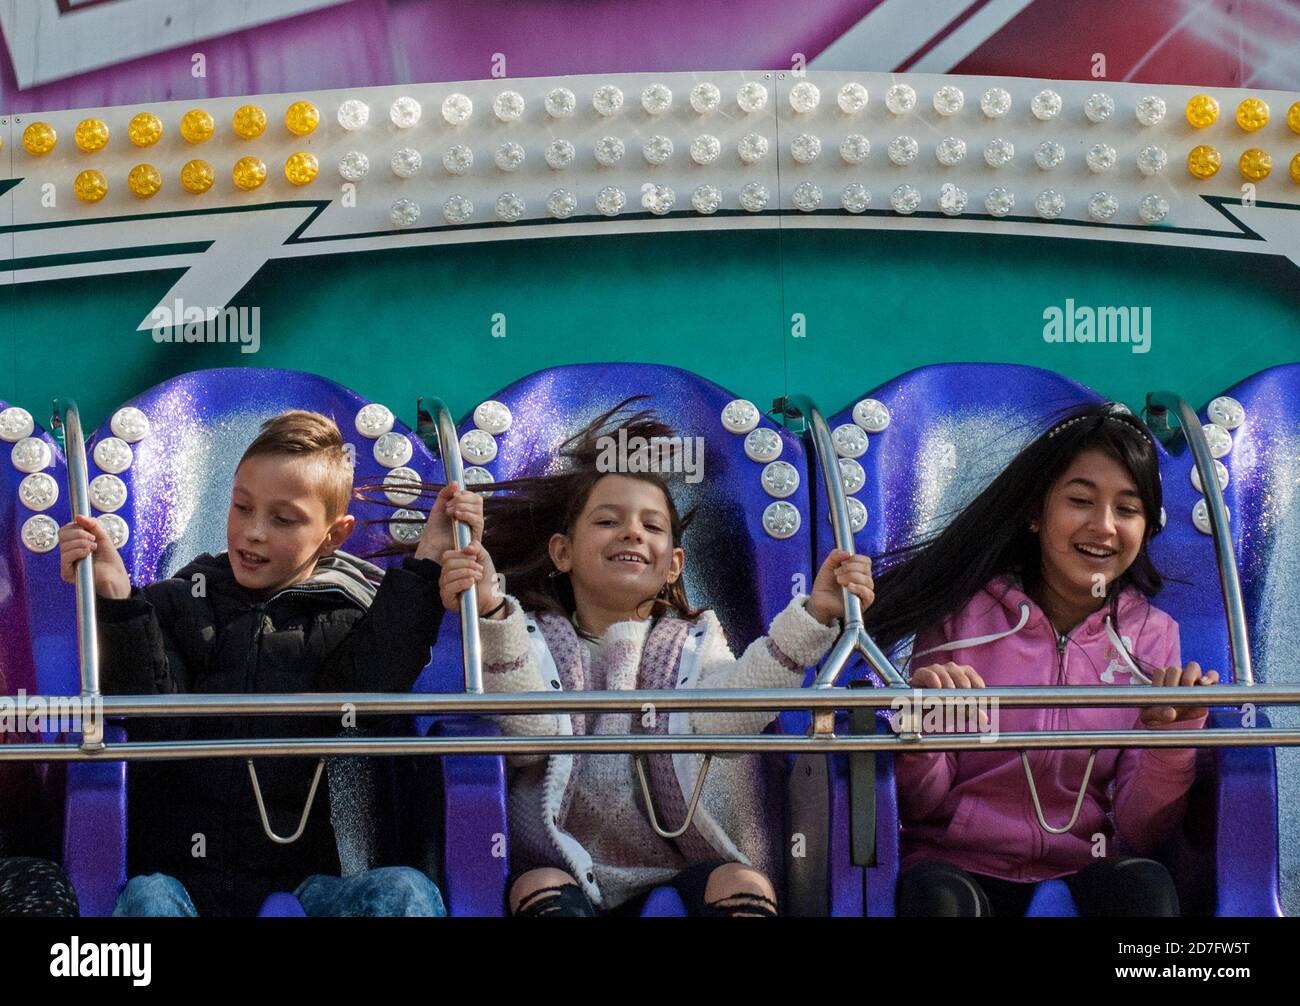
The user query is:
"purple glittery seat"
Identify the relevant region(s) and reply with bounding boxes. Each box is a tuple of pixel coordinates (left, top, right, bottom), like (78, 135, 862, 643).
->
(820, 363, 1280, 916)
(66, 369, 444, 916)
(422, 363, 819, 916)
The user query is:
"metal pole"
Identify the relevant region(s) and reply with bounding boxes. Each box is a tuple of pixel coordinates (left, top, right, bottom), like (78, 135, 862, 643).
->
(781, 394, 906, 688)
(416, 396, 483, 694)
(2, 726, 1299, 763)
(50, 398, 103, 750)
(12, 681, 1296, 717)
(1146, 392, 1254, 685)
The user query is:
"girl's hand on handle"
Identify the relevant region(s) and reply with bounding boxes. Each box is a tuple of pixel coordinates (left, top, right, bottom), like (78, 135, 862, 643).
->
(438, 542, 503, 617)
(1139, 661, 1219, 727)
(806, 550, 874, 626)
(899, 662, 990, 733)
(908, 662, 986, 690)
(417, 481, 484, 562)
(57, 515, 131, 599)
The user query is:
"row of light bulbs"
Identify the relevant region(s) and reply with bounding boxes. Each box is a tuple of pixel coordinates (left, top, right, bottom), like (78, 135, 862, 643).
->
(381, 182, 1173, 226)
(17, 85, 1300, 158)
(61, 135, 1300, 204)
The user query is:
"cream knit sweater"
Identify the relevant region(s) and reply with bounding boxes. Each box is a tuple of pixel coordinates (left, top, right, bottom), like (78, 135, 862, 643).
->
(479, 594, 840, 908)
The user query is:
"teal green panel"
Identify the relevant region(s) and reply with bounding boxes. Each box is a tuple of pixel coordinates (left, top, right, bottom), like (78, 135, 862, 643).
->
(783, 228, 1300, 412)
(6, 229, 788, 431)
(3, 227, 1297, 432)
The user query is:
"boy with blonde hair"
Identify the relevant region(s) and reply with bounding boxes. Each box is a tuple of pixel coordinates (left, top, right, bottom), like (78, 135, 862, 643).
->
(59, 410, 479, 916)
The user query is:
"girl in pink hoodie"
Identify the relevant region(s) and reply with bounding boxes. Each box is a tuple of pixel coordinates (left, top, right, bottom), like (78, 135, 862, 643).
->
(863, 403, 1218, 916)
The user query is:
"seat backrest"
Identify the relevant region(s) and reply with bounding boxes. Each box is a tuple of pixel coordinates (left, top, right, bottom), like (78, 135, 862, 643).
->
(82, 368, 441, 584)
(1210, 363, 1300, 915)
(417, 361, 813, 695)
(820, 362, 1231, 679)
(1, 401, 78, 703)
(76, 369, 445, 876)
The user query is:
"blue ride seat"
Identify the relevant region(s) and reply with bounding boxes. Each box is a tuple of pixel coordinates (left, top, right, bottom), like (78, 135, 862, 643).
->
(1195, 364, 1295, 916)
(68, 368, 445, 916)
(818, 363, 1276, 916)
(420, 362, 823, 916)
(1, 401, 87, 883)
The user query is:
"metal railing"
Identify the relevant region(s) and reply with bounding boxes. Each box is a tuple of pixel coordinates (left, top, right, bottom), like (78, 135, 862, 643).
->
(1145, 391, 1254, 686)
(6, 392, 1294, 772)
(415, 395, 482, 694)
(778, 394, 906, 690)
(49, 398, 103, 750)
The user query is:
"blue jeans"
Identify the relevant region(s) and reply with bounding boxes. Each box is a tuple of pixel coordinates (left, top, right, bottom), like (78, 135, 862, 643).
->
(113, 868, 445, 917)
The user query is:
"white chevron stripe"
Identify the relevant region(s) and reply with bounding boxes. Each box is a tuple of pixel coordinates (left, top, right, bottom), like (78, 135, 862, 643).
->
(811, 0, 1035, 72)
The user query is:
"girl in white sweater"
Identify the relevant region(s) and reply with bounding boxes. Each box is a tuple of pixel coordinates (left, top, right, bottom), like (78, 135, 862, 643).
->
(436, 401, 873, 917)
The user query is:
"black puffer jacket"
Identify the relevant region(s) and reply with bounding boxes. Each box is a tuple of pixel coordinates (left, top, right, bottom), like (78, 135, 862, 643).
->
(96, 550, 442, 917)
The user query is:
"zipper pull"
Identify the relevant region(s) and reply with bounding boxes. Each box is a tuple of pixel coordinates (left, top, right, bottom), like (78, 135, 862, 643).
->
(1057, 632, 1068, 655)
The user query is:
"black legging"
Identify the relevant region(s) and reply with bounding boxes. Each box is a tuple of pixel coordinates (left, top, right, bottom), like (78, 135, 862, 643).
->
(897, 857, 1179, 917)
(513, 861, 778, 917)
(0, 857, 80, 917)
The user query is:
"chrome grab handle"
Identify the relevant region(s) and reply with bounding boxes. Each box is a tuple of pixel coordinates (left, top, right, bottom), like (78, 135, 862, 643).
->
(633, 753, 713, 840)
(778, 395, 906, 689)
(1019, 749, 1097, 835)
(247, 758, 325, 844)
(51, 398, 104, 751)
(1145, 391, 1253, 686)
(416, 395, 482, 695)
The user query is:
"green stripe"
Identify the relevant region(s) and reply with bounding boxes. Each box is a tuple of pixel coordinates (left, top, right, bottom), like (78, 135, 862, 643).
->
(6, 241, 212, 271)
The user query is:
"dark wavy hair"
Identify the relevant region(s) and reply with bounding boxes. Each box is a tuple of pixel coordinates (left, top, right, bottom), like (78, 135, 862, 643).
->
(863, 402, 1166, 653)
(357, 397, 702, 637)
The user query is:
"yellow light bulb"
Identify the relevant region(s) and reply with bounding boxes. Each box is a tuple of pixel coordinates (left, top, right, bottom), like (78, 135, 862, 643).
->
(285, 100, 319, 136)
(1290, 153, 1300, 184)
(232, 155, 267, 191)
(128, 163, 162, 198)
(1185, 94, 1219, 128)
(74, 118, 110, 152)
(1289, 102, 1300, 135)
(1187, 144, 1221, 179)
(232, 105, 267, 140)
(180, 108, 215, 144)
(74, 169, 108, 203)
(128, 112, 163, 147)
(284, 151, 319, 186)
(1235, 98, 1269, 132)
(22, 122, 57, 156)
(1239, 148, 1272, 181)
(181, 159, 215, 194)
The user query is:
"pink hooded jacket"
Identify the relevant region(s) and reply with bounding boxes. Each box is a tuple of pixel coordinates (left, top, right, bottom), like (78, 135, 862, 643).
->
(897, 575, 1207, 882)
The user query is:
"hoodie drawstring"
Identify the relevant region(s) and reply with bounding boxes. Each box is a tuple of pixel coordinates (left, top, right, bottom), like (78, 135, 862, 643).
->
(1105, 616, 1152, 684)
(910, 602, 1033, 663)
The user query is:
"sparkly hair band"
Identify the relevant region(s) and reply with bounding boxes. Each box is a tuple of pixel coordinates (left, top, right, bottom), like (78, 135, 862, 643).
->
(1046, 403, 1134, 439)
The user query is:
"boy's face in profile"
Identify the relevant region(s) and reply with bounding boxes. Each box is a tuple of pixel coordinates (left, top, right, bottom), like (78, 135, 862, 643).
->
(227, 454, 354, 593)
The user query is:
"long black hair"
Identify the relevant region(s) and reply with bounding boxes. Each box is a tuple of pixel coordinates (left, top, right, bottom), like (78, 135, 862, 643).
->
(862, 402, 1165, 652)
(357, 397, 702, 635)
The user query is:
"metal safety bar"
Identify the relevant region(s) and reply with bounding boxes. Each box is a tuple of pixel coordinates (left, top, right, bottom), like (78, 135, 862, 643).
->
(49, 398, 104, 751)
(11, 682, 1300, 716)
(4, 725, 1300, 763)
(634, 753, 713, 839)
(415, 395, 483, 694)
(1145, 391, 1254, 686)
(777, 395, 907, 689)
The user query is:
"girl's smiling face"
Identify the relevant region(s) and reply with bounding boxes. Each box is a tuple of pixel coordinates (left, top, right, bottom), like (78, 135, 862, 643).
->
(549, 474, 685, 619)
(1036, 448, 1148, 608)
